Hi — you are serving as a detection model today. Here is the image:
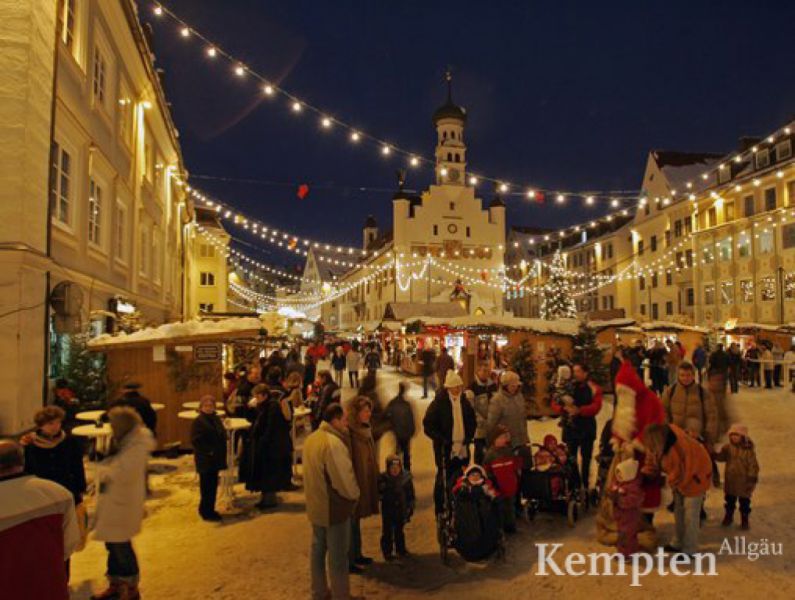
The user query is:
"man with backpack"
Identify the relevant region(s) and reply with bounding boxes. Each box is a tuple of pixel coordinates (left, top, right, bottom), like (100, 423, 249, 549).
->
(661, 361, 718, 445)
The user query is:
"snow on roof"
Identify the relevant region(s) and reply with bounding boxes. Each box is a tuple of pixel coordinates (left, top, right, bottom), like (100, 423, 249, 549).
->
(726, 321, 788, 332)
(639, 320, 709, 333)
(417, 314, 581, 335)
(88, 316, 282, 349)
(384, 302, 468, 321)
(588, 318, 637, 330)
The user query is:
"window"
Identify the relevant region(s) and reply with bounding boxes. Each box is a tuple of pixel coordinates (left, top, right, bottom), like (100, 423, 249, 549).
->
(449, 202, 455, 211)
(759, 230, 774, 254)
(686, 287, 695, 306)
(650, 235, 657, 252)
(684, 218, 693, 235)
(639, 276, 645, 291)
(92, 46, 107, 107)
(640, 304, 646, 316)
(651, 273, 658, 288)
(50, 142, 72, 226)
(664, 230, 671, 247)
(756, 148, 770, 169)
(60, 0, 76, 50)
(118, 82, 133, 148)
(433, 224, 438, 236)
(685, 249, 693, 267)
(652, 303, 659, 320)
(644, 203, 650, 216)
(789, 181, 795, 207)
(676, 251, 684, 267)
(674, 220, 682, 237)
(198, 303, 215, 312)
(718, 165, 732, 184)
(760, 276, 776, 301)
(701, 245, 713, 264)
(737, 232, 751, 258)
(704, 284, 715, 305)
(776, 140, 792, 161)
(666, 271, 672, 286)
(764, 188, 777, 212)
(783, 223, 795, 250)
(606, 243, 613, 259)
(717, 238, 732, 262)
(785, 273, 795, 301)
(199, 243, 215, 258)
(740, 280, 754, 304)
(666, 301, 673, 315)
(88, 178, 102, 246)
(152, 229, 160, 283)
(143, 135, 153, 183)
(114, 202, 126, 262)
(720, 281, 734, 305)
(466, 226, 470, 237)
(707, 207, 717, 228)
(744, 195, 755, 217)
(200, 272, 216, 287)
(724, 200, 735, 221)
(139, 228, 149, 276)
(637, 239, 644, 255)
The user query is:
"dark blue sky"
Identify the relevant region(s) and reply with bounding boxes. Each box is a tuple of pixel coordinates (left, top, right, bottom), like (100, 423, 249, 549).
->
(147, 0, 795, 267)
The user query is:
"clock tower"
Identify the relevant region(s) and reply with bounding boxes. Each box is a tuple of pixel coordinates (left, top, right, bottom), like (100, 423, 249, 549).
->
(432, 70, 467, 186)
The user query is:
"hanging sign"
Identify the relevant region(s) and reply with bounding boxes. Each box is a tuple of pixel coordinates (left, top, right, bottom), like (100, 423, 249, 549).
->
(194, 343, 222, 363)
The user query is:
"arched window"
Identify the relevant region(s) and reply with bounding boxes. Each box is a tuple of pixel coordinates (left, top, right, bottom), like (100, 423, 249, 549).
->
(442, 131, 447, 140)
(447, 152, 453, 162)
(455, 153, 461, 163)
(450, 130, 455, 140)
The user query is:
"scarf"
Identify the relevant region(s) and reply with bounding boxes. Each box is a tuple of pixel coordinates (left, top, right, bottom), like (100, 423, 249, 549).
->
(450, 392, 466, 459)
(29, 429, 66, 449)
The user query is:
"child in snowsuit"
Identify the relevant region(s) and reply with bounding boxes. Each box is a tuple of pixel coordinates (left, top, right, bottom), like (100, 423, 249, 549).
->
(609, 458, 645, 557)
(483, 424, 522, 533)
(715, 423, 759, 530)
(377, 454, 415, 560)
(533, 433, 569, 497)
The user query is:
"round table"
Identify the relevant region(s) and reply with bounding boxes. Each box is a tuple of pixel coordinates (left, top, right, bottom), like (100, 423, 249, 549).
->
(72, 423, 113, 498)
(294, 406, 311, 419)
(220, 418, 251, 505)
(151, 403, 165, 411)
(182, 401, 225, 410)
(75, 410, 105, 423)
(178, 409, 226, 420)
(292, 406, 311, 477)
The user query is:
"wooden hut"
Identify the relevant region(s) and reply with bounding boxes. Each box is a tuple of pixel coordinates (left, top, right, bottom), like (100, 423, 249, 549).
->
(87, 316, 285, 450)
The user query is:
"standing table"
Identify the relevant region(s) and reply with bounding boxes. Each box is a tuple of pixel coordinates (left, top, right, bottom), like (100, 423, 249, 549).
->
(72, 423, 113, 499)
(220, 418, 251, 509)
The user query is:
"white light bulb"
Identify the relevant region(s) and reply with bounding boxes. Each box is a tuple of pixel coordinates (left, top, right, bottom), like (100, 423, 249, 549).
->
(470, 176, 478, 185)
(440, 167, 448, 176)
(499, 183, 508, 193)
(206, 47, 217, 58)
(153, 6, 163, 16)
(263, 85, 274, 95)
(382, 145, 391, 155)
(235, 65, 245, 77)
(556, 194, 565, 203)
(610, 199, 619, 208)
(526, 189, 535, 199)
(585, 195, 594, 205)
(321, 117, 332, 128)
(180, 27, 190, 37)
(292, 102, 302, 112)
(351, 132, 360, 142)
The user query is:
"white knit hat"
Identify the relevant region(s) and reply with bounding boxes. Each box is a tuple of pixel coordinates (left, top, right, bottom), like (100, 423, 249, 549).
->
(500, 370, 521, 386)
(615, 458, 639, 482)
(444, 370, 464, 388)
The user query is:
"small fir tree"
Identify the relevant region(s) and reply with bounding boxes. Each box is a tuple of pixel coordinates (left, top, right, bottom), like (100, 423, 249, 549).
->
(541, 250, 577, 320)
(571, 321, 609, 386)
(504, 340, 538, 415)
(61, 333, 108, 407)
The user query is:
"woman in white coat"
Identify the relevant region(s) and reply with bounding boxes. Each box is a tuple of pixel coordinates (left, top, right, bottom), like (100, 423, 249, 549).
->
(91, 407, 155, 600)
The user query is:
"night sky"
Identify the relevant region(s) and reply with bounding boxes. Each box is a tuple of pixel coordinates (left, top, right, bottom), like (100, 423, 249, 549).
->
(145, 0, 795, 268)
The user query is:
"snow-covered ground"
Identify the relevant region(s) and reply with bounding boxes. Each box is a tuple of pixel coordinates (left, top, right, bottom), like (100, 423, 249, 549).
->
(70, 368, 795, 599)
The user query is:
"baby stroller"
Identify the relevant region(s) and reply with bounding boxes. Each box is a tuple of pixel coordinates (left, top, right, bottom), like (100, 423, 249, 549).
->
(523, 442, 581, 527)
(436, 459, 504, 564)
(591, 418, 615, 507)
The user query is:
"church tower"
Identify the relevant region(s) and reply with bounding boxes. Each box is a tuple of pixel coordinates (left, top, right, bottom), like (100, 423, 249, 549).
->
(432, 70, 467, 186)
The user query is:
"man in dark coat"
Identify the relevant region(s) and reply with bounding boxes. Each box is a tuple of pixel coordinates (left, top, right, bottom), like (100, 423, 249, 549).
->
(420, 347, 436, 399)
(108, 382, 157, 434)
(190, 396, 227, 521)
(423, 371, 476, 514)
(383, 382, 416, 471)
(435, 348, 455, 392)
(248, 384, 293, 509)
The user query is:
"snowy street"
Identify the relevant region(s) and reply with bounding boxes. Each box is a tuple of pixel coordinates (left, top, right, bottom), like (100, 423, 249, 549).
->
(69, 365, 795, 599)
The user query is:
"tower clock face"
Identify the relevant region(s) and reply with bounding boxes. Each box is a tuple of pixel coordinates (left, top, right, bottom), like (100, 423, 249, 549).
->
(447, 168, 460, 182)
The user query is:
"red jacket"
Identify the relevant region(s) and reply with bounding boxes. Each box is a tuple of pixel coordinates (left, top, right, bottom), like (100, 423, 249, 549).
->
(483, 447, 522, 498)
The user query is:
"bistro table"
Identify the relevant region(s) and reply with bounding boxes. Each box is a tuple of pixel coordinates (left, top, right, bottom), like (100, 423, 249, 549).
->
(182, 401, 225, 410)
(72, 422, 113, 499)
(292, 406, 312, 478)
(177, 409, 225, 420)
(219, 418, 251, 508)
(75, 410, 105, 423)
(151, 403, 165, 411)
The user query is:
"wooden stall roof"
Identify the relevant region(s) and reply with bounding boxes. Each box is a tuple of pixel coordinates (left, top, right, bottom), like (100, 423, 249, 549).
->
(87, 317, 275, 351)
(415, 315, 581, 336)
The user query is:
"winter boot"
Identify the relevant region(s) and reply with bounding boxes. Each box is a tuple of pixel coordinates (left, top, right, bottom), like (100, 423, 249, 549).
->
(721, 508, 734, 527)
(118, 582, 140, 600)
(740, 513, 750, 530)
(90, 582, 121, 599)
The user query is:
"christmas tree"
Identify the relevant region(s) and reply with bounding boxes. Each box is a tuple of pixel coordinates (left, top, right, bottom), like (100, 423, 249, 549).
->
(61, 332, 108, 407)
(571, 321, 609, 386)
(540, 250, 577, 320)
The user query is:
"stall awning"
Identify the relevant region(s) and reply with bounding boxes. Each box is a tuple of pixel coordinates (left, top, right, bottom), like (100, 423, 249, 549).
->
(382, 302, 468, 322)
(416, 315, 581, 336)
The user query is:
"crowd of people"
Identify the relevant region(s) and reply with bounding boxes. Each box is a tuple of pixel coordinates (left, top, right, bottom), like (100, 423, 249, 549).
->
(0, 333, 779, 600)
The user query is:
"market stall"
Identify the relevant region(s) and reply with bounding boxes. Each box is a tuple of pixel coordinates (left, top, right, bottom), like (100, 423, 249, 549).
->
(87, 315, 287, 450)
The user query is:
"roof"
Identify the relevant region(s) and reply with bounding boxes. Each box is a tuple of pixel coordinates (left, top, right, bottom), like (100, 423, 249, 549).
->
(652, 150, 725, 193)
(195, 207, 226, 229)
(364, 215, 377, 228)
(488, 194, 505, 208)
(415, 315, 581, 336)
(383, 302, 468, 322)
(432, 73, 467, 125)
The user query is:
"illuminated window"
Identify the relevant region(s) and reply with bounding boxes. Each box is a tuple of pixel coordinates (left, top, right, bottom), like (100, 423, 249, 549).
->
(60, 0, 76, 50)
(88, 178, 102, 245)
(704, 284, 715, 305)
(737, 232, 751, 258)
(50, 142, 72, 226)
(200, 272, 216, 287)
(92, 46, 107, 107)
(760, 276, 776, 301)
(759, 230, 774, 254)
(115, 201, 126, 262)
(720, 281, 734, 305)
(717, 238, 732, 262)
(740, 280, 754, 303)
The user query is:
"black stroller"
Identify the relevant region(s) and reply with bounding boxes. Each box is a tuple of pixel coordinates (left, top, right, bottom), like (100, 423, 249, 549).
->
(590, 418, 615, 507)
(435, 457, 504, 563)
(523, 443, 581, 527)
